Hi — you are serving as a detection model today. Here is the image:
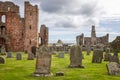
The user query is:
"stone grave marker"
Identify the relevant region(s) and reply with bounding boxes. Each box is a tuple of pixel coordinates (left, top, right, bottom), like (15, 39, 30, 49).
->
(106, 62, 120, 76)
(1, 46, 6, 55)
(0, 57, 5, 64)
(33, 45, 52, 76)
(16, 53, 22, 60)
(7, 52, 12, 58)
(27, 53, 34, 60)
(58, 53, 64, 58)
(110, 53, 119, 64)
(104, 48, 111, 61)
(92, 50, 103, 63)
(69, 45, 84, 68)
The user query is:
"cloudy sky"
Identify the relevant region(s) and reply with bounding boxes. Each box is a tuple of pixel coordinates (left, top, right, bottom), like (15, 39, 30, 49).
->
(1, 0, 120, 43)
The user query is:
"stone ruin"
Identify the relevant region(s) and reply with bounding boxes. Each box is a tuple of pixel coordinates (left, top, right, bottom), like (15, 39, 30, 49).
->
(33, 45, 52, 76)
(39, 25, 48, 46)
(92, 44, 103, 63)
(69, 45, 84, 68)
(106, 62, 120, 76)
(104, 48, 111, 61)
(76, 25, 109, 51)
(0, 1, 38, 52)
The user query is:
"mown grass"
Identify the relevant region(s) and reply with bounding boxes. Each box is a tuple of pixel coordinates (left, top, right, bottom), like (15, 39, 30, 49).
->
(0, 51, 120, 80)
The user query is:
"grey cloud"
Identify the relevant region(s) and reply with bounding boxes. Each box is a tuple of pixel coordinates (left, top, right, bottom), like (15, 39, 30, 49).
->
(40, 0, 100, 17)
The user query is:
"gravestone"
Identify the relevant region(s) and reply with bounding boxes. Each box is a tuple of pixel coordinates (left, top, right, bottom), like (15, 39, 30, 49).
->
(110, 53, 119, 64)
(86, 46, 91, 55)
(92, 44, 103, 63)
(31, 46, 36, 57)
(1, 46, 6, 55)
(27, 53, 34, 60)
(56, 72, 64, 76)
(58, 53, 64, 58)
(69, 45, 84, 68)
(0, 57, 5, 64)
(104, 48, 111, 61)
(7, 52, 12, 58)
(33, 45, 52, 76)
(106, 62, 120, 76)
(92, 50, 103, 63)
(16, 53, 22, 60)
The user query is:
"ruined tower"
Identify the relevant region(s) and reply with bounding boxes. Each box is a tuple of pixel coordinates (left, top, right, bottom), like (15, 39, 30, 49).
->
(39, 25, 48, 46)
(91, 25, 97, 45)
(24, 1, 38, 52)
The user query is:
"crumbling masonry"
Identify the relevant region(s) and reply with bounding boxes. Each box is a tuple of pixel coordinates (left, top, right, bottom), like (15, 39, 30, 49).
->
(76, 25, 109, 50)
(0, 1, 38, 52)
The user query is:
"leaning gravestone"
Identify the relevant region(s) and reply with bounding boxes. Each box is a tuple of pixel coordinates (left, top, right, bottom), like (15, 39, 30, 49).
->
(27, 53, 34, 60)
(92, 44, 103, 63)
(86, 46, 91, 55)
(33, 45, 52, 76)
(106, 62, 120, 76)
(69, 45, 84, 68)
(16, 53, 22, 60)
(104, 48, 111, 61)
(0, 57, 5, 64)
(58, 53, 64, 58)
(7, 52, 12, 58)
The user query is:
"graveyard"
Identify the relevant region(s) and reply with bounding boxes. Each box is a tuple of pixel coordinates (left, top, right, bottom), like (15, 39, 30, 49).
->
(0, 51, 120, 80)
(1, 0, 120, 80)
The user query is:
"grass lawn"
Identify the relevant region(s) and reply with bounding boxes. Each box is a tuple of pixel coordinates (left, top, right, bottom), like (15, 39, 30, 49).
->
(0, 51, 120, 80)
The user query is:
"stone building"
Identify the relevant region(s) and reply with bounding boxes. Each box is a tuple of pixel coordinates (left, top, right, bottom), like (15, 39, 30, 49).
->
(76, 25, 109, 50)
(0, 1, 38, 52)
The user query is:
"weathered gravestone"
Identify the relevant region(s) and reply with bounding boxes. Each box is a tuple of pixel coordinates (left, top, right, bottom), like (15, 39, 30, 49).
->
(33, 45, 52, 76)
(106, 62, 120, 76)
(104, 48, 111, 61)
(92, 45, 103, 63)
(16, 53, 22, 60)
(69, 45, 84, 68)
(110, 53, 119, 64)
(0, 57, 5, 64)
(58, 53, 64, 58)
(27, 53, 34, 60)
(86, 46, 91, 55)
(1, 46, 6, 55)
(31, 46, 36, 57)
(7, 52, 12, 58)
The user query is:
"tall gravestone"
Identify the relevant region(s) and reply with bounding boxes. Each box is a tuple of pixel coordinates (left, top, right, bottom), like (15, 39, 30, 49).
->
(33, 45, 52, 76)
(69, 45, 84, 68)
(92, 44, 103, 63)
(0, 57, 5, 64)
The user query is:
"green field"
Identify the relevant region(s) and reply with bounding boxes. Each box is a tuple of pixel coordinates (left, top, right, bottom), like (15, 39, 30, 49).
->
(0, 52, 120, 80)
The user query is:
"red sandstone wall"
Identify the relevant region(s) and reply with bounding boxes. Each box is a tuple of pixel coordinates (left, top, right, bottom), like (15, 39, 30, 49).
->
(24, 1, 38, 52)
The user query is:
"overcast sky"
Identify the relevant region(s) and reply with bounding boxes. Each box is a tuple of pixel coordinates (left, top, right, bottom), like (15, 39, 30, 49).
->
(1, 0, 120, 43)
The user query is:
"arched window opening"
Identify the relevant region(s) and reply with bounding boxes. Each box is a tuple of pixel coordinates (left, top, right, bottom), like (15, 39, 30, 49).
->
(1, 15, 6, 23)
